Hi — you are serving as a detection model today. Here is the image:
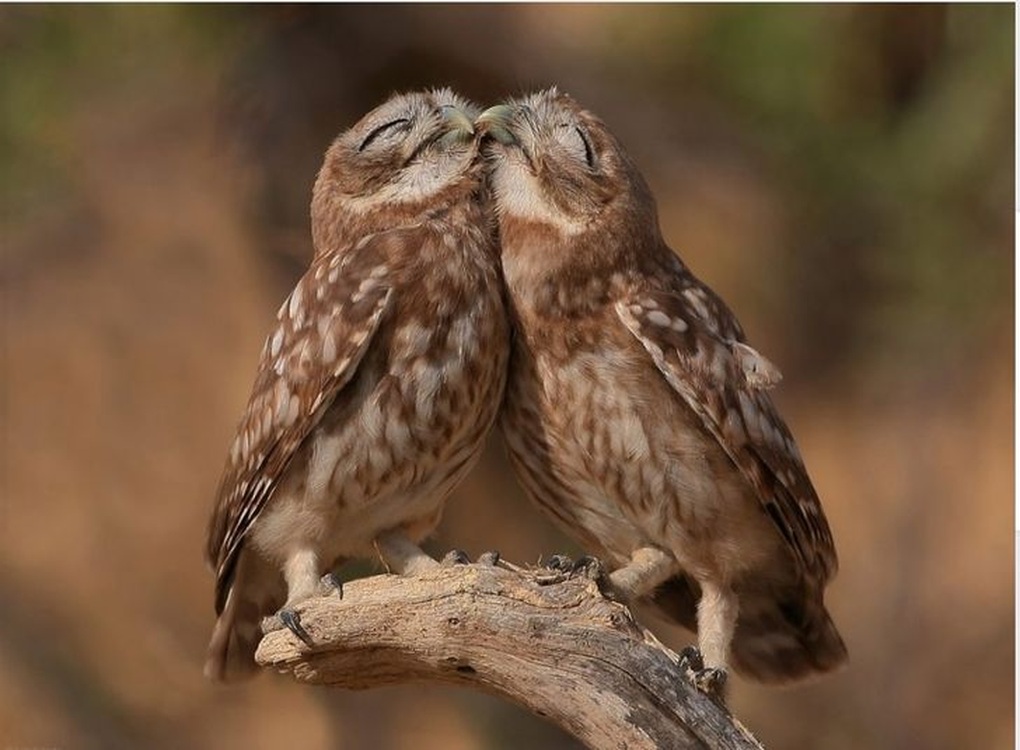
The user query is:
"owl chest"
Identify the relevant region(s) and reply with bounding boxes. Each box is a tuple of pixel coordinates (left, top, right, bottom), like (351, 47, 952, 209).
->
(538, 348, 663, 497)
(324, 289, 505, 495)
(279, 289, 506, 558)
(508, 331, 748, 553)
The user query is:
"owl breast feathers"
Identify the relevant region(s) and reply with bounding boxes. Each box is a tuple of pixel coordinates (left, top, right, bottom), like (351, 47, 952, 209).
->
(479, 89, 847, 686)
(204, 90, 509, 681)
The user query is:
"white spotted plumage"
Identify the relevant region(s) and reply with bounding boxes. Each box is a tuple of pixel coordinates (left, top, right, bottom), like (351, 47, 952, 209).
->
(204, 90, 509, 682)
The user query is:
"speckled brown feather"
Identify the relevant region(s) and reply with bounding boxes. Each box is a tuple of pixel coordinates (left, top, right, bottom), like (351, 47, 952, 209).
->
(614, 281, 838, 585)
(205, 90, 510, 681)
(483, 88, 846, 685)
(206, 238, 393, 613)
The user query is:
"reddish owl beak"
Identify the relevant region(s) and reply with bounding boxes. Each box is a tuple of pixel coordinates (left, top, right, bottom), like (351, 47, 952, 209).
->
(476, 105, 518, 145)
(439, 105, 475, 145)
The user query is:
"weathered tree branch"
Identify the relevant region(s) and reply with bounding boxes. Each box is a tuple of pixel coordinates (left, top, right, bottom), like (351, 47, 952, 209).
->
(256, 560, 763, 749)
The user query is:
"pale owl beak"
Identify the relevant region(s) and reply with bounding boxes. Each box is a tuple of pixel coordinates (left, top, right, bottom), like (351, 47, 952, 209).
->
(439, 104, 475, 144)
(475, 104, 518, 145)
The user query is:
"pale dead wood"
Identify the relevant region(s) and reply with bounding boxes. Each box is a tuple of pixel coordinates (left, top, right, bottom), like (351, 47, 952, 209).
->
(256, 560, 764, 750)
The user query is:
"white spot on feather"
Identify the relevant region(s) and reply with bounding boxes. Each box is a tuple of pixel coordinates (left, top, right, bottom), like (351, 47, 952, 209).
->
(270, 327, 284, 358)
(647, 310, 671, 327)
(288, 286, 304, 324)
(322, 332, 337, 363)
(352, 276, 380, 303)
(683, 288, 709, 320)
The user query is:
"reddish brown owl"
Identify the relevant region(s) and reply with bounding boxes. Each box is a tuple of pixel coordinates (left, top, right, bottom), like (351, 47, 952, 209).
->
(205, 90, 510, 681)
(478, 89, 847, 692)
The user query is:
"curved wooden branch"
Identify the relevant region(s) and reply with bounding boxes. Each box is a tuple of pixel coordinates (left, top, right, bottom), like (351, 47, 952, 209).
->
(256, 560, 763, 750)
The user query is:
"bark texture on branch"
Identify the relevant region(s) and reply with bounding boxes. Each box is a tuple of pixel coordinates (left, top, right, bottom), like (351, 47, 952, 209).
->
(256, 560, 764, 750)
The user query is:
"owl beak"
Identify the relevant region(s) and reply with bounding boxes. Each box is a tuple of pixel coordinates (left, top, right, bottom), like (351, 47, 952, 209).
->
(439, 104, 475, 144)
(475, 105, 518, 145)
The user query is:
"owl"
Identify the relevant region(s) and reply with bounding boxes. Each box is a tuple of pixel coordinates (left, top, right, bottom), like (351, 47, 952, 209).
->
(205, 89, 510, 681)
(478, 89, 846, 693)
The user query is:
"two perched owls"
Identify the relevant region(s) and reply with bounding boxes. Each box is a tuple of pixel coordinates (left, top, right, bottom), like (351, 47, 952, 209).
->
(204, 87, 848, 694)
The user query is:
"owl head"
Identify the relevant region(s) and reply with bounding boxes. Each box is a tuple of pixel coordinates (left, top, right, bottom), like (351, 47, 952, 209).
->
(477, 88, 661, 262)
(312, 89, 481, 255)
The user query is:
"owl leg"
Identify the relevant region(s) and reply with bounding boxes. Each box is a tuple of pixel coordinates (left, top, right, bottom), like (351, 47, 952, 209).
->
(692, 579, 738, 698)
(262, 548, 323, 647)
(375, 529, 439, 575)
(608, 546, 680, 601)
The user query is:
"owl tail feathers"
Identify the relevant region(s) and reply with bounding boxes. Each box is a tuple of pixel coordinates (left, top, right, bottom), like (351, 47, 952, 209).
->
(204, 592, 262, 682)
(728, 597, 848, 684)
(650, 575, 848, 684)
(204, 551, 281, 683)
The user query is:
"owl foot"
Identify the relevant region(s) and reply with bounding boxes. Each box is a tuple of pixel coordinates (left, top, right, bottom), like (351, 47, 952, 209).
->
(262, 608, 315, 648)
(477, 550, 501, 566)
(280, 609, 315, 647)
(544, 554, 574, 572)
(569, 555, 606, 582)
(442, 549, 471, 566)
(317, 572, 343, 598)
(693, 667, 728, 703)
(535, 554, 573, 584)
(537, 554, 607, 586)
(678, 645, 704, 672)
(678, 647, 728, 703)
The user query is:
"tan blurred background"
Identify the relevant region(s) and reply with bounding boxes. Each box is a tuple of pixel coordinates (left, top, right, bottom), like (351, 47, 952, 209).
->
(1, 5, 1013, 749)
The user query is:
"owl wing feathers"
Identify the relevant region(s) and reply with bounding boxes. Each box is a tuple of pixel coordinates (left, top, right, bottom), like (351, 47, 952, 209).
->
(207, 233, 400, 613)
(614, 287, 837, 586)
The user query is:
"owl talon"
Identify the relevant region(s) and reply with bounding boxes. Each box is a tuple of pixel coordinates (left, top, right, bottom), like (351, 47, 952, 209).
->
(677, 645, 705, 673)
(570, 555, 605, 582)
(692, 667, 728, 703)
(442, 549, 471, 566)
(317, 572, 343, 598)
(477, 550, 500, 566)
(677, 647, 727, 701)
(262, 608, 315, 647)
(544, 554, 574, 572)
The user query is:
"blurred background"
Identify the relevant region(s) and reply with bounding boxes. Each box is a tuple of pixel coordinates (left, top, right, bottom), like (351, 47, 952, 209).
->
(1, 4, 1013, 749)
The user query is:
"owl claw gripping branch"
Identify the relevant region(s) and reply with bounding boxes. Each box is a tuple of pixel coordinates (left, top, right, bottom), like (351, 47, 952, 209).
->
(204, 90, 509, 681)
(478, 89, 847, 698)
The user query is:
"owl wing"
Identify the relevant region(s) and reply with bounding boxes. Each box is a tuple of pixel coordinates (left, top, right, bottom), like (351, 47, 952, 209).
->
(614, 286, 837, 585)
(206, 231, 400, 613)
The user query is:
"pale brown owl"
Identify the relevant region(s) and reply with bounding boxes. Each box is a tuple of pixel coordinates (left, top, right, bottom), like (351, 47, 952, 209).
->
(478, 89, 847, 693)
(205, 89, 510, 681)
